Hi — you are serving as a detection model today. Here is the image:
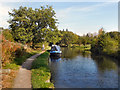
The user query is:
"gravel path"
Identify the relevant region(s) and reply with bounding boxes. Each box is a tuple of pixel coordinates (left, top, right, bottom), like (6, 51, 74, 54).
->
(13, 51, 45, 88)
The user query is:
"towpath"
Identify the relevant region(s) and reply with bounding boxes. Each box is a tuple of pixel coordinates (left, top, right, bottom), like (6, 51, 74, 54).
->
(13, 51, 45, 88)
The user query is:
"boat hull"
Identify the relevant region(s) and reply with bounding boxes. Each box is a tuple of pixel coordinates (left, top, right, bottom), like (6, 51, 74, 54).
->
(50, 53, 62, 58)
(50, 51, 62, 54)
(50, 45, 62, 57)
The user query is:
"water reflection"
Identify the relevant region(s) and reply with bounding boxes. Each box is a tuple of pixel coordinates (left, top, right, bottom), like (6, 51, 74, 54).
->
(61, 47, 91, 59)
(91, 54, 118, 72)
(49, 55, 62, 62)
(49, 47, 118, 88)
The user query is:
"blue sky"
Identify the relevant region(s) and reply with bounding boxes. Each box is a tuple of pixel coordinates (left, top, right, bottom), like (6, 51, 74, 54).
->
(0, 2, 118, 35)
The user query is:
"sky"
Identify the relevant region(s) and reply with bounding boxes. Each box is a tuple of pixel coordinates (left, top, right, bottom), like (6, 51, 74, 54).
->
(0, 1, 119, 36)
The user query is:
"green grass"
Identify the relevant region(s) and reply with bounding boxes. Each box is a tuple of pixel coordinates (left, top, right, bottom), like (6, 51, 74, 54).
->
(71, 44, 91, 51)
(3, 50, 39, 70)
(3, 63, 20, 70)
(31, 51, 54, 88)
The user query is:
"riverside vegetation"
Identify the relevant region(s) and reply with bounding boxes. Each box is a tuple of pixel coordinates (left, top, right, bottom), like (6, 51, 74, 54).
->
(1, 29, 41, 88)
(1, 5, 120, 88)
(31, 51, 54, 88)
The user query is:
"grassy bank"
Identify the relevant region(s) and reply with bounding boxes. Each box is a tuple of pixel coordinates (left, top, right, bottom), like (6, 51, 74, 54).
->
(3, 49, 40, 70)
(31, 51, 54, 88)
(71, 44, 91, 51)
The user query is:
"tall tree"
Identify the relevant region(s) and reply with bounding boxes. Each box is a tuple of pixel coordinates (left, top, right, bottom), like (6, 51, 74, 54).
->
(8, 6, 58, 45)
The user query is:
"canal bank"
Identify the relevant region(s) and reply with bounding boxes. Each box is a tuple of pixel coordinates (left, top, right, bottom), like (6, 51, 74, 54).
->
(31, 51, 54, 88)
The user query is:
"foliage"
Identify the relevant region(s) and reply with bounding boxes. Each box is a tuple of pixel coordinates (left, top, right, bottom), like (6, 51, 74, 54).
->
(8, 6, 58, 46)
(31, 51, 54, 88)
(2, 29, 14, 42)
(58, 30, 94, 47)
(103, 34, 118, 55)
(14, 27, 33, 44)
(1, 35, 22, 66)
(3, 63, 19, 70)
(13, 50, 35, 65)
(81, 36, 87, 46)
(71, 44, 91, 51)
(46, 29, 62, 44)
(91, 31, 120, 58)
(59, 31, 78, 46)
(76, 36, 82, 46)
(1, 33, 38, 67)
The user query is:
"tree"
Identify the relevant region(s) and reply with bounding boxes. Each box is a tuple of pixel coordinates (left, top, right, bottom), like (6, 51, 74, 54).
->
(76, 36, 82, 46)
(103, 34, 118, 55)
(81, 36, 87, 46)
(60, 31, 78, 46)
(8, 6, 34, 44)
(46, 29, 62, 44)
(8, 6, 58, 46)
(98, 27, 105, 37)
(91, 30, 120, 57)
(2, 29, 14, 42)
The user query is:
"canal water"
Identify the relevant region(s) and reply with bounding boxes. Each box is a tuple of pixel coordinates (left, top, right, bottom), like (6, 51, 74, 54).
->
(48, 47, 118, 88)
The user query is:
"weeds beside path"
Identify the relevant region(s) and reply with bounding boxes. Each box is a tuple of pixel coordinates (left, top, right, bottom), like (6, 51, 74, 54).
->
(13, 51, 45, 88)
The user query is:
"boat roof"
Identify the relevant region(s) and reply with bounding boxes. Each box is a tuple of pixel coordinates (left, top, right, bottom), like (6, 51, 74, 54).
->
(51, 45, 60, 51)
(52, 45, 58, 46)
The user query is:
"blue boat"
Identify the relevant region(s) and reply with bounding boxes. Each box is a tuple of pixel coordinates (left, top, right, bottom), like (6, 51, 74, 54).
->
(50, 45, 62, 57)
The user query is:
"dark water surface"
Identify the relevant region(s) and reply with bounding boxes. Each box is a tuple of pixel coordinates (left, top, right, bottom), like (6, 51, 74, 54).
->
(49, 47, 118, 88)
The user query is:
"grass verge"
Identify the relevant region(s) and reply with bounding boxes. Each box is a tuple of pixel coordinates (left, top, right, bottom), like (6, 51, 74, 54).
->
(71, 44, 91, 51)
(31, 51, 54, 88)
(3, 49, 40, 70)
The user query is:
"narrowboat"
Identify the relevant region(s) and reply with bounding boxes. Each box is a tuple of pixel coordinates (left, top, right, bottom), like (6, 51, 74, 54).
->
(50, 45, 62, 57)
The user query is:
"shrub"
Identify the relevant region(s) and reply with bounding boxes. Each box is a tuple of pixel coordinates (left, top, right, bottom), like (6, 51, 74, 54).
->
(2, 29, 14, 42)
(1, 35, 22, 66)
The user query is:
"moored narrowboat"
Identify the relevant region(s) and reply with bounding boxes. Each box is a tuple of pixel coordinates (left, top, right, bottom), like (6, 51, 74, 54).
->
(50, 45, 62, 57)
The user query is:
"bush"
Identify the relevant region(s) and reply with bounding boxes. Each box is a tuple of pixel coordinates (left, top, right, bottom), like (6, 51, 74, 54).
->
(15, 47, 26, 58)
(91, 31, 120, 58)
(2, 29, 14, 42)
(1, 35, 22, 66)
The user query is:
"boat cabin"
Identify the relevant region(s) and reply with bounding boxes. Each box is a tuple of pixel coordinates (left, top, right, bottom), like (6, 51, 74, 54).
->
(50, 45, 62, 54)
(51, 45, 61, 51)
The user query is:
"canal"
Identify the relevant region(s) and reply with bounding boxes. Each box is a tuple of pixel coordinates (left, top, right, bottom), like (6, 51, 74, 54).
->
(49, 47, 118, 88)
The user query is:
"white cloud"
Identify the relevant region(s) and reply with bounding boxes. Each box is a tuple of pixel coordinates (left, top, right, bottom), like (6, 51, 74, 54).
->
(75, 32, 84, 36)
(56, 2, 115, 21)
(0, 3, 13, 28)
(105, 28, 118, 32)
